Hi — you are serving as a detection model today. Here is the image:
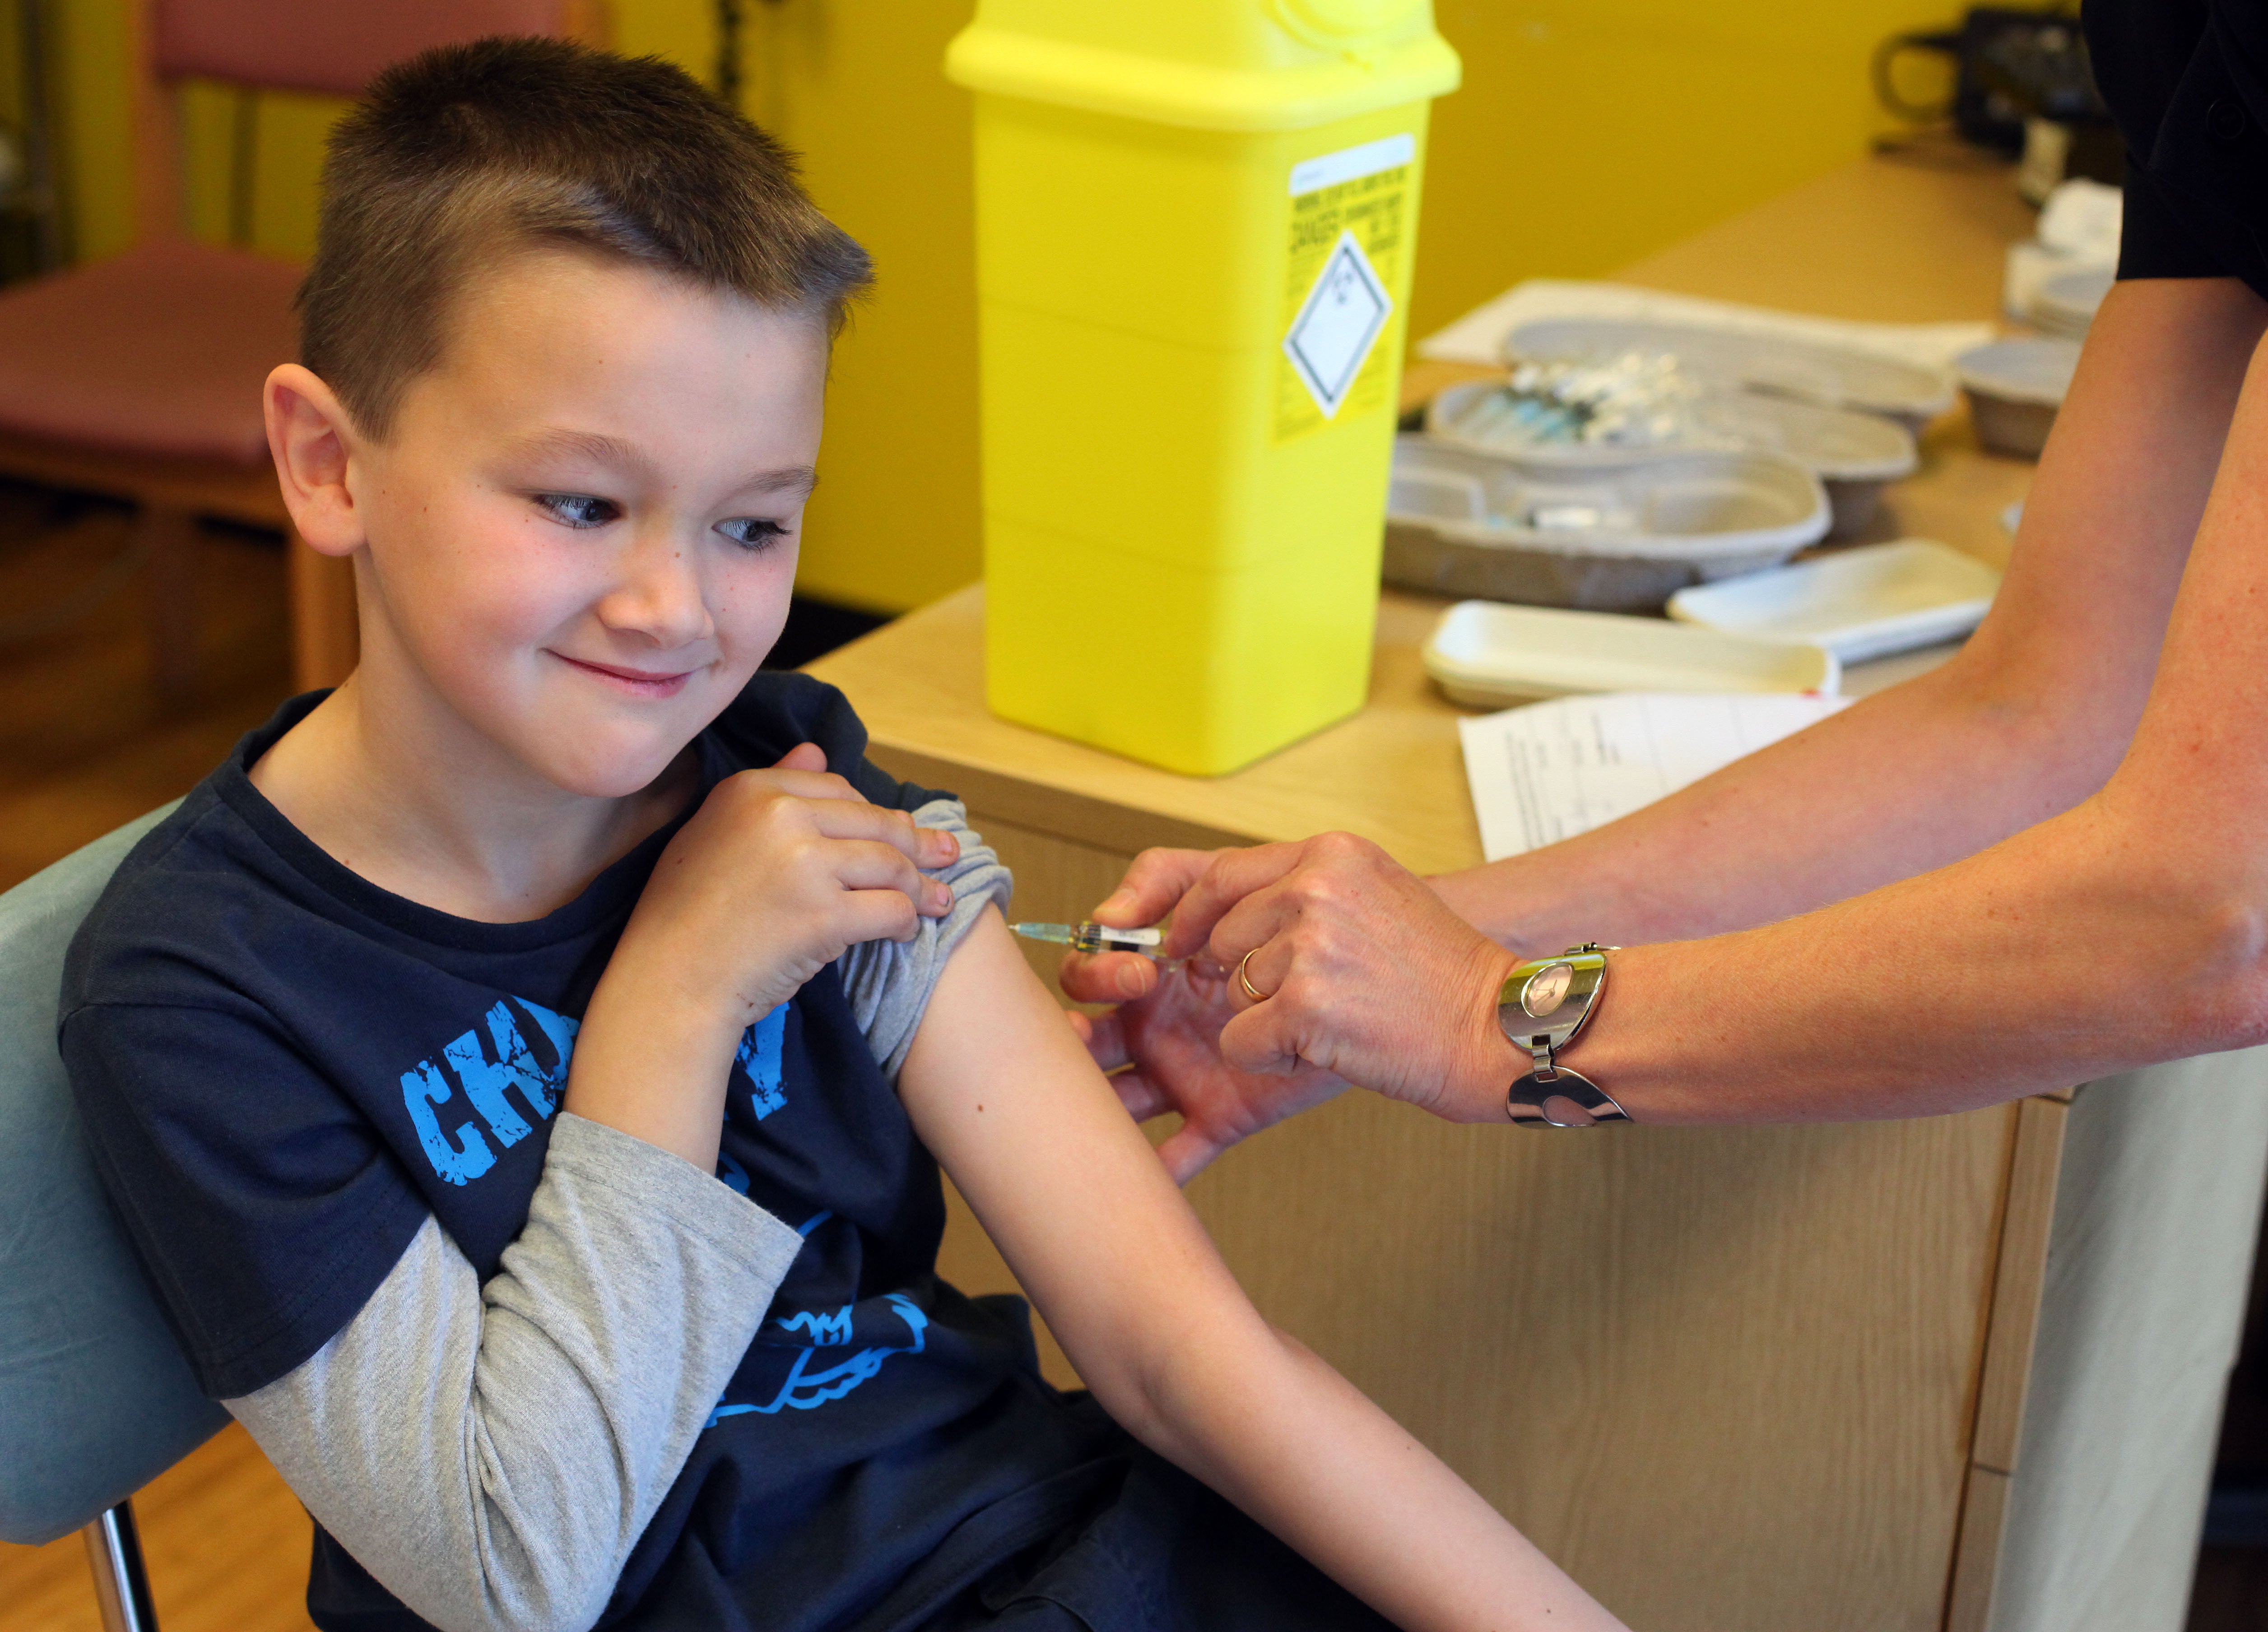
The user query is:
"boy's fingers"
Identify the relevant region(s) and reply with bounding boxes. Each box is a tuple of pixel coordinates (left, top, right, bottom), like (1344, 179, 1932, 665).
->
(916, 826, 961, 869)
(736, 762, 958, 868)
(829, 839, 953, 914)
(770, 742, 831, 774)
(770, 769, 864, 802)
(725, 765, 864, 806)
(803, 800, 935, 862)
(838, 886, 924, 946)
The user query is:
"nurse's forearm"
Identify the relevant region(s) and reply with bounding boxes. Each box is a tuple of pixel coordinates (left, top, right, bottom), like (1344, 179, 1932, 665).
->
(1432, 651, 2116, 957)
(1539, 781, 2266, 1125)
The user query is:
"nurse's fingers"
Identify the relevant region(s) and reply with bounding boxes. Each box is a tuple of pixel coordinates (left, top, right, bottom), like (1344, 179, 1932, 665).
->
(1154, 841, 1317, 960)
(1215, 990, 1315, 1080)
(1058, 949, 1160, 1004)
(1216, 931, 1293, 1012)
(1153, 1122, 1230, 1186)
(1066, 1005, 1130, 1073)
(1089, 847, 1218, 937)
(1065, 1010, 1180, 1121)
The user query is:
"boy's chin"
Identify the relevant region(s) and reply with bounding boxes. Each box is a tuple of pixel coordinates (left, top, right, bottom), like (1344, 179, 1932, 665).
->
(534, 737, 693, 801)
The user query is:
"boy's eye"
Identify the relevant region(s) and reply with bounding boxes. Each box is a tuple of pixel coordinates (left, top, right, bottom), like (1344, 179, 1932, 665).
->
(533, 492, 619, 529)
(718, 517, 789, 552)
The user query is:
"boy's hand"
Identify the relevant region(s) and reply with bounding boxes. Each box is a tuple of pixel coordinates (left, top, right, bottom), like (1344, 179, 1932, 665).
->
(567, 744, 957, 1169)
(634, 744, 958, 1029)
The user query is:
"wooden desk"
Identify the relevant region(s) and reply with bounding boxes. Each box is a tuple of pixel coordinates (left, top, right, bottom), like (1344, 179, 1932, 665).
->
(809, 158, 2268, 1632)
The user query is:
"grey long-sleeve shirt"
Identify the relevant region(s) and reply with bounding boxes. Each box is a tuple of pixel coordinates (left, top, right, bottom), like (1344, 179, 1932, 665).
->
(227, 799, 1010, 1632)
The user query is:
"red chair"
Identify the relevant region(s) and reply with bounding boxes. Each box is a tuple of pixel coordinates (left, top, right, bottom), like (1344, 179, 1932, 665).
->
(0, 0, 604, 700)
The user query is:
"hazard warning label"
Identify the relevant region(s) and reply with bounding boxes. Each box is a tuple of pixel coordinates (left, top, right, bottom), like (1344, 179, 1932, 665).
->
(1283, 230, 1390, 419)
(1273, 133, 1410, 443)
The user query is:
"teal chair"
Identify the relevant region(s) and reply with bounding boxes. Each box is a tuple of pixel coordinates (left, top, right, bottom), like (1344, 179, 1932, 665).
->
(0, 806, 224, 1632)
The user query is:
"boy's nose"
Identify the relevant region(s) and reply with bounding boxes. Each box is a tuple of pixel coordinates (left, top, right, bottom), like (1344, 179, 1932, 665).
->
(600, 529, 713, 649)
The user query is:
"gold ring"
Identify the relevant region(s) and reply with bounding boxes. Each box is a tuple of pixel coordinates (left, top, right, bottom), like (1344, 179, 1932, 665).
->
(1236, 948, 1271, 1004)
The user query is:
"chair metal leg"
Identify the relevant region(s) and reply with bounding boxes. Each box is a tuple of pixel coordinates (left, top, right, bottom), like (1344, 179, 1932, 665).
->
(81, 1500, 159, 1632)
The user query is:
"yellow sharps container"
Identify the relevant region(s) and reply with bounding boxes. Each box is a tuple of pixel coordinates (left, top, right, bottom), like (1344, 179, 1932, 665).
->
(946, 3, 1459, 775)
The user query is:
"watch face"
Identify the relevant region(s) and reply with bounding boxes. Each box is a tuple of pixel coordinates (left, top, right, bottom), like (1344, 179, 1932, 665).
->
(1522, 963, 1574, 1018)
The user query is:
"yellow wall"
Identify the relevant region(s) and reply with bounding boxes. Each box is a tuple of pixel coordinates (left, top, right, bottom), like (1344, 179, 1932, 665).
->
(42, 1, 1958, 613)
(1414, 1, 1957, 342)
(730, 3, 983, 611)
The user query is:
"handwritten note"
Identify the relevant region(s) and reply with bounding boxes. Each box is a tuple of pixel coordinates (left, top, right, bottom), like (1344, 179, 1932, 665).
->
(1457, 692, 1851, 860)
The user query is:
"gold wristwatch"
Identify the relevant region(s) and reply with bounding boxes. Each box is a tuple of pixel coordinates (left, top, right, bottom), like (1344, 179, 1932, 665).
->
(1497, 944, 1628, 1128)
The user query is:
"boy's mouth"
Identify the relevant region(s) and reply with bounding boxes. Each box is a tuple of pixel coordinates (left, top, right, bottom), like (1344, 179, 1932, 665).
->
(552, 652, 697, 699)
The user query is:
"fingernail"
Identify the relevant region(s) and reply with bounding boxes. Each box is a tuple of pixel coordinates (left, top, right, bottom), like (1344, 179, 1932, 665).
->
(1097, 889, 1132, 917)
(1116, 964, 1146, 998)
(929, 881, 953, 910)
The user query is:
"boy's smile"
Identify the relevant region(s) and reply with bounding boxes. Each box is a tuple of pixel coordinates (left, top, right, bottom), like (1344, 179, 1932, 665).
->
(552, 654, 698, 699)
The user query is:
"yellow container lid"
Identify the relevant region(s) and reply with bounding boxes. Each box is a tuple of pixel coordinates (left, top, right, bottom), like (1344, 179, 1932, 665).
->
(946, 0, 1459, 132)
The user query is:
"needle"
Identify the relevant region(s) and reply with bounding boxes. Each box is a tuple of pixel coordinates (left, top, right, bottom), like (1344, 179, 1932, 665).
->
(1011, 920, 1188, 968)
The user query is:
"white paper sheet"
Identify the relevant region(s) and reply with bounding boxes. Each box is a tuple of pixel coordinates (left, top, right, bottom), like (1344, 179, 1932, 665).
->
(1458, 691, 1852, 860)
(1418, 278, 1993, 374)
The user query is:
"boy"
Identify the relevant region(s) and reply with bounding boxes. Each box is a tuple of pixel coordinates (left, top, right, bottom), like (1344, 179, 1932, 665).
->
(61, 38, 1627, 1632)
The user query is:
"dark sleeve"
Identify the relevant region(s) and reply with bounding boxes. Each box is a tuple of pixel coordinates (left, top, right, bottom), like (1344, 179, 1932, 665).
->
(2119, 161, 2227, 281)
(62, 999, 429, 1399)
(2087, 0, 2268, 299)
(720, 671, 953, 813)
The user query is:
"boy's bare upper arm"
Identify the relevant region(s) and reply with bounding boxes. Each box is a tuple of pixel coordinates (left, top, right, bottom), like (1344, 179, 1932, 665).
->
(900, 913, 1631, 1632)
(896, 909, 1260, 1400)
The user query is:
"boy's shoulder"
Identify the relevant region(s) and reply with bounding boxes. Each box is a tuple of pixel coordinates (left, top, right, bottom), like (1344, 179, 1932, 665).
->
(63, 675, 948, 1014)
(61, 705, 316, 1016)
(711, 670, 948, 813)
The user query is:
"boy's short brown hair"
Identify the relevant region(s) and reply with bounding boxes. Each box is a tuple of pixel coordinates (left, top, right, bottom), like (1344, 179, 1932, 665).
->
(301, 35, 872, 438)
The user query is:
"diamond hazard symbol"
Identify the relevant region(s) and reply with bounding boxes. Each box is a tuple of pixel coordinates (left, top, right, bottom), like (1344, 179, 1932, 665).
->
(1282, 228, 1392, 418)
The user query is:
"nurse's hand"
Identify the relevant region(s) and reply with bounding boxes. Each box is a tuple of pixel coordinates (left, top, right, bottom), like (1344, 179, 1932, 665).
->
(1065, 955, 1350, 1183)
(1060, 837, 1526, 1169)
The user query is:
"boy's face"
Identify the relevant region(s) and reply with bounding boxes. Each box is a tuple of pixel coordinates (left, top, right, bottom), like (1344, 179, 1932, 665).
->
(347, 250, 827, 799)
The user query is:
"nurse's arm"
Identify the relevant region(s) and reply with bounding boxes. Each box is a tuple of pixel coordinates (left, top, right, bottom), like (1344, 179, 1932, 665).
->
(1567, 283, 2268, 1123)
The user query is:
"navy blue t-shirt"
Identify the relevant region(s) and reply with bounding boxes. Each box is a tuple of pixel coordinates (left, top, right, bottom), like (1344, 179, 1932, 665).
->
(58, 675, 1128, 1632)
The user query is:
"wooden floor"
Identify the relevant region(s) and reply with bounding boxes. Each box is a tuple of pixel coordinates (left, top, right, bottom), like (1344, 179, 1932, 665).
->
(0, 1425, 315, 1632)
(3, 478, 2266, 1631)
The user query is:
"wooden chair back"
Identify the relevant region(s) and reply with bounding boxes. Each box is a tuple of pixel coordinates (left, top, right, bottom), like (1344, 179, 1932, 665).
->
(128, 0, 611, 243)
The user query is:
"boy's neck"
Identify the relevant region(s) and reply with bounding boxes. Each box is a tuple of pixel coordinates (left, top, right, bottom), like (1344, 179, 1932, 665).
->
(248, 668, 701, 925)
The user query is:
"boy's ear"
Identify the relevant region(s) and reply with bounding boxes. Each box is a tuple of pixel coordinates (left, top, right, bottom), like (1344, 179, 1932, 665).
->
(264, 364, 366, 558)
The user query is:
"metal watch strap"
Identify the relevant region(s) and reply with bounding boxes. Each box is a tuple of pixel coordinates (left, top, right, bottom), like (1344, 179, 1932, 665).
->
(1498, 943, 1628, 1129)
